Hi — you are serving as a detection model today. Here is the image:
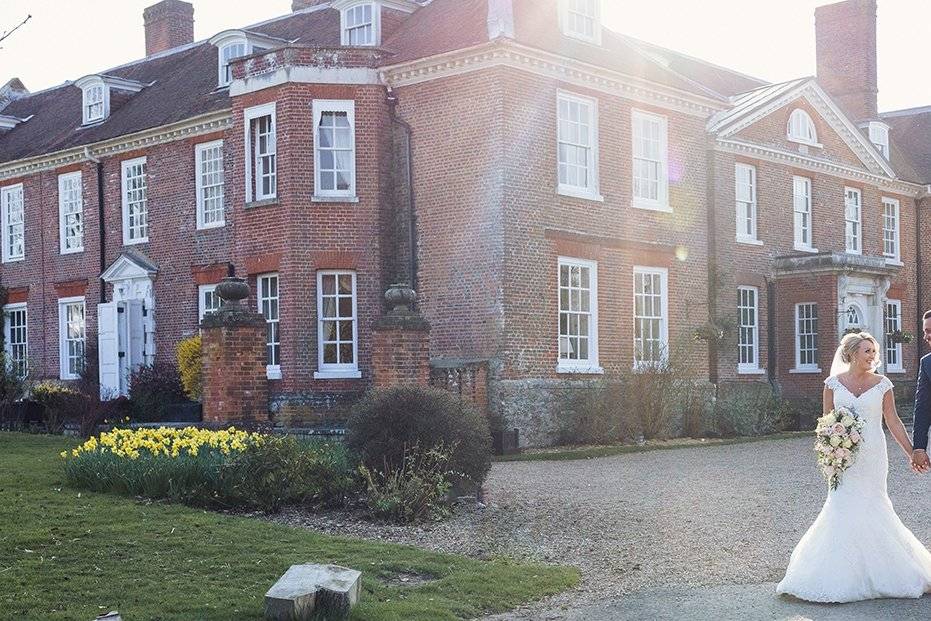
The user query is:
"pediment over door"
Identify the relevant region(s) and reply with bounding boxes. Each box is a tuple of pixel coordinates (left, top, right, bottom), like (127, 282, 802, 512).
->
(100, 251, 158, 283)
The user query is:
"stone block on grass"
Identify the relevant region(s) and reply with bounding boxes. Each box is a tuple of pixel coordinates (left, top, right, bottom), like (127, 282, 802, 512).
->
(265, 563, 361, 621)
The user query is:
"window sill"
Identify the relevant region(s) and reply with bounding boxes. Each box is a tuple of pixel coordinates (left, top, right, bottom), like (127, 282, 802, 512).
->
(737, 367, 766, 375)
(197, 222, 226, 231)
(123, 238, 148, 246)
(788, 137, 823, 149)
(632, 199, 672, 213)
(885, 258, 904, 266)
(60, 248, 84, 255)
(244, 198, 279, 210)
(557, 186, 604, 202)
(266, 366, 282, 380)
(736, 237, 763, 246)
(793, 245, 819, 254)
(556, 364, 604, 375)
(632, 362, 669, 374)
(789, 367, 822, 374)
(2, 257, 24, 264)
(313, 370, 362, 380)
(845, 249, 862, 256)
(311, 195, 360, 204)
(886, 368, 907, 375)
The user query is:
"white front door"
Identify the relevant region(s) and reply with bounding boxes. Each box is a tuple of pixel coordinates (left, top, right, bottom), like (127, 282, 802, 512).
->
(98, 298, 150, 399)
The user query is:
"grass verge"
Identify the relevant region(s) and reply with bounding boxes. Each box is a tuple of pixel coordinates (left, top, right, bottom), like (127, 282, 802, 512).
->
(0, 433, 578, 620)
(494, 431, 811, 462)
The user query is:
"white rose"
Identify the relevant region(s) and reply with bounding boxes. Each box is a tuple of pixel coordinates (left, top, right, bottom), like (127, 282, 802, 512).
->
(841, 416, 855, 427)
(830, 436, 842, 447)
(843, 439, 853, 449)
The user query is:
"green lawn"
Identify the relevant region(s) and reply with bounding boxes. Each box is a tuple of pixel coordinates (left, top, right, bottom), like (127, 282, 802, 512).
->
(0, 433, 578, 620)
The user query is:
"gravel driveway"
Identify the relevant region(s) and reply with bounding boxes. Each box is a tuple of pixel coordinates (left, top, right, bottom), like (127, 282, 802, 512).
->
(270, 435, 931, 617)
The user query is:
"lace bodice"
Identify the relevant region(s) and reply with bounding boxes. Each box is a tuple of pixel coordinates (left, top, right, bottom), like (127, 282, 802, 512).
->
(824, 375, 893, 426)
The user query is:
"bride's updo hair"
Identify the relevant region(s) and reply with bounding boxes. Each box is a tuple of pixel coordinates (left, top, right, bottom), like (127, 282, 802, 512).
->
(839, 331, 881, 368)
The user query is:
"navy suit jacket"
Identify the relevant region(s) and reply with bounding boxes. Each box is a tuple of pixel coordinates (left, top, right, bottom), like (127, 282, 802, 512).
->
(914, 353, 931, 451)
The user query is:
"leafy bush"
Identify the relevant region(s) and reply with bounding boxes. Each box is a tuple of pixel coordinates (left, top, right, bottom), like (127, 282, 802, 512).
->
(346, 386, 492, 487)
(62, 427, 360, 513)
(176, 335, 203, 401)
(31, 380, 83, 434)
(359, 443, 454, 523)
(712, 383, 793, 437)
(128, 363, 189, 422)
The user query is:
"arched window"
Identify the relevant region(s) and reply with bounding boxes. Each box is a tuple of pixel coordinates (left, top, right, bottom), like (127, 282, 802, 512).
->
(787, 108, 818, 144)
(219, 41, 247, 87)
(341, 3, 377, 46)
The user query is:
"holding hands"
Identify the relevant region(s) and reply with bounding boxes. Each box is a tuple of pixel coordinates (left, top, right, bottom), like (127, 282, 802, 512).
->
(911, 449, 930, 474)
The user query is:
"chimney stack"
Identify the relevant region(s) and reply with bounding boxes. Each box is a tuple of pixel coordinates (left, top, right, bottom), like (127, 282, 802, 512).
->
(814, 0, 878, 121)
(144, 0, 195, 57)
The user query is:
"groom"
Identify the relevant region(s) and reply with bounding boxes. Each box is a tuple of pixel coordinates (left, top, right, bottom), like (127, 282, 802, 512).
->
(911, 310, 931, 473)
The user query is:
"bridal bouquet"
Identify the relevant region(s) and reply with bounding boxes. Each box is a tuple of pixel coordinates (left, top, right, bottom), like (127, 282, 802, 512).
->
(814, 406, 865, 490)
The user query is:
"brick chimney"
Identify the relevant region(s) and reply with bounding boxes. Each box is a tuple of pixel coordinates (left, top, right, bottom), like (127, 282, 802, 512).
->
(143, 0, 195, 57)
(815, 0, 878, 121)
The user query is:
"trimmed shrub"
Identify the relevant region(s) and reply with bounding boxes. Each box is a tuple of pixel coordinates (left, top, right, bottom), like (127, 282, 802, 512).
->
(128, 363, 188, 422)
(557, 378, 639, 445)
(346, 386, 492, 487)
(359, 443, 454, 523)
(176, 335, 203, 401)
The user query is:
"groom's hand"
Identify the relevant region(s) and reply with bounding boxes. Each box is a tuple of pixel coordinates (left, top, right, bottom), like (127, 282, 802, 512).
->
(911, 449, 930, 473)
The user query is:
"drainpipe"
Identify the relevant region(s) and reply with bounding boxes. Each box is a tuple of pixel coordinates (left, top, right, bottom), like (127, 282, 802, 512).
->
(918, 190, 927, 358)
(380, 74, 418, 296)
(705, 143, 718, 385)
(84, 146, 106, 304)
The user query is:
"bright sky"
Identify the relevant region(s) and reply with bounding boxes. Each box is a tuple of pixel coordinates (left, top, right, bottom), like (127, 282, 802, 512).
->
(1, 0, 929, 113)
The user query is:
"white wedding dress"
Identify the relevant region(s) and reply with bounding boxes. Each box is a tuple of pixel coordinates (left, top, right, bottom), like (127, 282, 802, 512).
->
(776, 375, 931, 603)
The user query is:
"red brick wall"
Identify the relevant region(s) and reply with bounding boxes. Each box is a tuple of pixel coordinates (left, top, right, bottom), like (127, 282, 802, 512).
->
(202, 321, 268, 422)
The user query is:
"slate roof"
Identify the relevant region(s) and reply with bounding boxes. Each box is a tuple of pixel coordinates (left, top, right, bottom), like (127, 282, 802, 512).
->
(881, 106, 931, 184)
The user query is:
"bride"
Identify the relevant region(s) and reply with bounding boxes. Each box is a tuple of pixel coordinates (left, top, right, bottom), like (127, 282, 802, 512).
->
(776, 331, 931, 602)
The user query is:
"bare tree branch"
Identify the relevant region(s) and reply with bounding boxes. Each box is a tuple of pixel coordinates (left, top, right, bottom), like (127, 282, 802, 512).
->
(0, 14, 32, 47)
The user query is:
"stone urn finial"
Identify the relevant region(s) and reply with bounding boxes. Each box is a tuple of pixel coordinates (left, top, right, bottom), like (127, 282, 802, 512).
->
(216, 277, 250, 310)
(385, 283, 417, 314)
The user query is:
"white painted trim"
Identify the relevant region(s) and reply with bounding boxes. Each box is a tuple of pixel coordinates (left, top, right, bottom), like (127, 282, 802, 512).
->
(58, 171, 84, 254)
(792, 175, 812, 251)
(312, 99, 357, 200)
(882, 197, 901, 262)
(58, 296, 86, 381)
(884, 299, 904, 374)
(787, 108, 818, 145)
(340, 1, 381, 47)
(243, 102, 277, 203)
(230, 66, 381, 96)
(0, 110, 232, 183)
(736, 238, 764, 246)
(80, 80, 109, 125)
(316, 270, 360, 377)
(487, 0, 515, 39)
(794, 302, 819, 373)
(558, 0, 603, 46)
(631, 108, 669, 212)
(257, 272, 281, 380)
(715, 138, 922, 196)
(843, 186, 862, 255)
(380, 40, 724, 118)
(737, 367, 766, 375)
(557, 256, 600, 372)
(632, 265, 669, 370)
(3, 302, 28, 379)
(556, 90, 601, 201)
(198, 283, 220, 322)
(738, 286, 760, 372)
(1, 182, 24, 263)
(195, 140, 225, 230)
(120, 156, 148, 246)
(734, 162, 757, 242)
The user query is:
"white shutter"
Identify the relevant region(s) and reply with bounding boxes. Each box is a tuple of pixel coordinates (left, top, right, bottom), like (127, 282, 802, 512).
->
(97, 302, 120, 400)
(127, 300, 145, 371)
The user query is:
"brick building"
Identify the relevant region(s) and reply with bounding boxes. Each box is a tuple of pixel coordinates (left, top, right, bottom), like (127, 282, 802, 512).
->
(0, 0, 928, 445)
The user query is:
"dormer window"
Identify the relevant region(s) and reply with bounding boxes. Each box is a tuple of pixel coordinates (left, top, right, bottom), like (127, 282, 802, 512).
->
(210, 30, 286, 89)
(342, 3, 376, 46)
(868, 121, 890, 159)
(787, 108, 818, 145)
(74, 75, 144, 126)
(560, 0, 602, 45)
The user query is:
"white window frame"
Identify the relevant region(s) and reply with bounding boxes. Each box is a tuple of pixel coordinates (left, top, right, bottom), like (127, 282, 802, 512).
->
(734, 163, 759, 244)
(1, 183, 24, 263)
(3, 302, 28, 379)
(559, 0, 602, 45)
(882, 197, 901, 264)
(58, 296, 86, 381)
(315, 270, 361, 379)
(844, 187, 861, 254)
(556, 91, 602, 201)
(312, 99, 357, 200)
(869, 121, 890, 159)
(633, 266, 669, 371)
(258, 273, 281, 380)
(81, 81, 108, 125)
(121, 157, 148, 245)
(792, 302, 820, 373)
(218, 39, 248, 88)
(198, 284, 221, 322)
(244, 103, 277, 203)
(631, 109, 670, 212)
(195, 140, 225, 229)
(737, 286, 763, 374)
(885, 299, 904, 373)
(340, 2, 380, 46)
(787, 108, 820, 146)
(792, 176, 815, 252)
(58, 171, 84, 254)
(557, 256, 601, 374)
